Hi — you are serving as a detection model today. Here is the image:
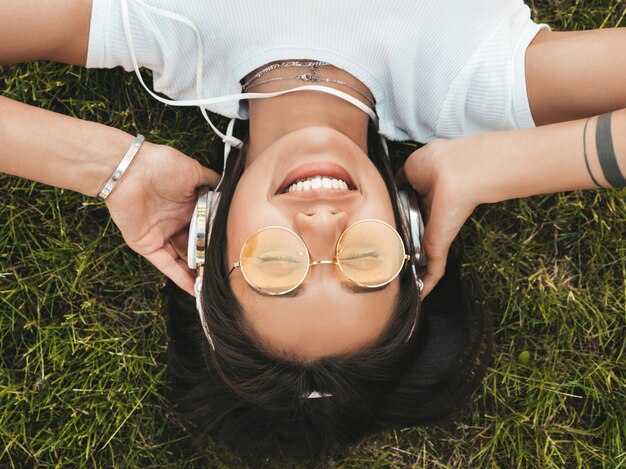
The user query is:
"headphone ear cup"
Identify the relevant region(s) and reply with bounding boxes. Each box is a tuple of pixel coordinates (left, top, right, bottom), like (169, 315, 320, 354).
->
(187, 188, 222, 271)
(397, 189, 425, 266)
(187, 188, 210, 269)
(205, 191, 221, 247)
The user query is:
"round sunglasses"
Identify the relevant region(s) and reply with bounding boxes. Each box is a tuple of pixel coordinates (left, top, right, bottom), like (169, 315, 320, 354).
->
(229, 219, 411, 295)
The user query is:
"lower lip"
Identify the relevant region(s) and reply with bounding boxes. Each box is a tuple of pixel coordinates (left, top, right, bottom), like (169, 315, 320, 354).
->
(277, 162, 356, 194)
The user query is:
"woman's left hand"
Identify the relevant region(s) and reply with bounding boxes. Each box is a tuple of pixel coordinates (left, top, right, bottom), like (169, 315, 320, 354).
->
(104, 142, 220, 296)
(399, 138, 480, 297)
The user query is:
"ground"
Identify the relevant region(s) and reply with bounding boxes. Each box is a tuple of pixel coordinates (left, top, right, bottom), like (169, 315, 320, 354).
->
(0, 1, 624, 467)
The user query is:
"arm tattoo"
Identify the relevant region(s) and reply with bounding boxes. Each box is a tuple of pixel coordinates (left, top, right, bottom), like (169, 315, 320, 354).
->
(595, 112, 626, 188)
(583, 118, 603, 189)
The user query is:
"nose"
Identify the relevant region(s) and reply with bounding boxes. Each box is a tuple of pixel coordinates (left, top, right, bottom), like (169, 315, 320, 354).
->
(293, 208, 349, 260)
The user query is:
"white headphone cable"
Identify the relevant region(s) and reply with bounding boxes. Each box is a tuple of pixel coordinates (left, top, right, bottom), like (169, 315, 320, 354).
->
(120, 0, 379, 151)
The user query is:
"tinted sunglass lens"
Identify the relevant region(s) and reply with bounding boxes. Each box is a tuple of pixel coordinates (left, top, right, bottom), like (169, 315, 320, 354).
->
(239, 227, 309, 294)
(336, 220, 405, 287)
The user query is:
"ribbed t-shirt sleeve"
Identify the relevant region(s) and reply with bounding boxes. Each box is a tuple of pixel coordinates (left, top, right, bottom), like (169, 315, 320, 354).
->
(436, 3, 550, 138)
(86, 0, 163, 73)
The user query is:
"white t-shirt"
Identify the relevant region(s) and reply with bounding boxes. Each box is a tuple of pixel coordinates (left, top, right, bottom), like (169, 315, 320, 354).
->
(87, 0, 548, 142)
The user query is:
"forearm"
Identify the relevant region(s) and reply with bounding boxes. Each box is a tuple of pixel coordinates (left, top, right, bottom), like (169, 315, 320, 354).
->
(458, 109, 626, 205)
(0, 96, 135, 197)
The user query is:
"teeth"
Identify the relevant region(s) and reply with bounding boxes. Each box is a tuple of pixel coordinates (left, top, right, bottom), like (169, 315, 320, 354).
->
(311, 178, 322, 190)
(286, 176, 351, 193)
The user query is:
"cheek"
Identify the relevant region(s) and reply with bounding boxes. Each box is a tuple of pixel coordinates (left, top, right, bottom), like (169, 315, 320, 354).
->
(360, 181, 396, 226)
(226, 183, 281, 266)
(226, 225, 241, 268)
(226, 185, 254, 267)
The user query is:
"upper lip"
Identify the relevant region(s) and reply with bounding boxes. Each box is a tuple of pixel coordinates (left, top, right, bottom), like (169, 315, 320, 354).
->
(276, 162, 357, 195)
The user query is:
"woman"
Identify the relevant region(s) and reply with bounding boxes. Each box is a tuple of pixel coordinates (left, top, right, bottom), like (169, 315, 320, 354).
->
(1, 0, 624, 458)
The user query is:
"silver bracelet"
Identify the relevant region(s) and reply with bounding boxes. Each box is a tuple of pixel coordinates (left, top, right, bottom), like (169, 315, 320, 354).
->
(98, 134, 145, 200)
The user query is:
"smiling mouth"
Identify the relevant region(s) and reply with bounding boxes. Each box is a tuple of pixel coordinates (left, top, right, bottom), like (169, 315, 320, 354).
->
(284, 176, 351, 193)
(277, 162, 358, 195)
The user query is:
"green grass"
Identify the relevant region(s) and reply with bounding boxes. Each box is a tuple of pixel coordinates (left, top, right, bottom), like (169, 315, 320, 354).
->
(1, 1, 625, 467)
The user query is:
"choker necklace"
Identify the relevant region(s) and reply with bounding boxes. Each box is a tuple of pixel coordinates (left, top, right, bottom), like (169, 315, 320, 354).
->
(242, 60, 376, 108)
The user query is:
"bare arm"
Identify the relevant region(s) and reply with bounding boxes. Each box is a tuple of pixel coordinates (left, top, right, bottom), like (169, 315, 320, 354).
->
(0, 96, 134, 195)
(0, 92, 220, 295)
(0, 0, 92, 65)
(0, 1, 220, 295)
(404, 107, 626, 297)
(0, 0, 126, 193)
(434, 109, 626, 203)
(526, 28, 626, 126)
(404, 27, 626, 296)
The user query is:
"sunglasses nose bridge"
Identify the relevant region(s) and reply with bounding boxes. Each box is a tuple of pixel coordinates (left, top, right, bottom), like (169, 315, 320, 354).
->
(309, 259, 335, 267)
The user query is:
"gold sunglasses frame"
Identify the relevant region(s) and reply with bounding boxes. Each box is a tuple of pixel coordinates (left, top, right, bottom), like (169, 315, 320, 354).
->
(230, 219, 411, 296)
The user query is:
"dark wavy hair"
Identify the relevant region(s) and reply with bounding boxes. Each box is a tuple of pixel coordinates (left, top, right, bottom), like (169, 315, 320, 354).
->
(166, 123, 492, 459)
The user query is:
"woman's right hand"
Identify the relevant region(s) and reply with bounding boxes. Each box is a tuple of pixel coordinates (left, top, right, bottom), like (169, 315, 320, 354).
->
(399, 139, 480, 297)
(104, 142, 220, 296)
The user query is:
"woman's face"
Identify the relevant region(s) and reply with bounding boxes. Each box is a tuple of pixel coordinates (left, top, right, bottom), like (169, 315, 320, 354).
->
(226, 126, 400, 360)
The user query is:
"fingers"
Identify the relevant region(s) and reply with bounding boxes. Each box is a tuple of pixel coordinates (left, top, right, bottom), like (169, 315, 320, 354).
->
(145, 248, 196, 296)
(419, 198, 469, 299)
(420, 243, 449, 298)
(169, 229, 189, 263)
(196, 163, 221, 188)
